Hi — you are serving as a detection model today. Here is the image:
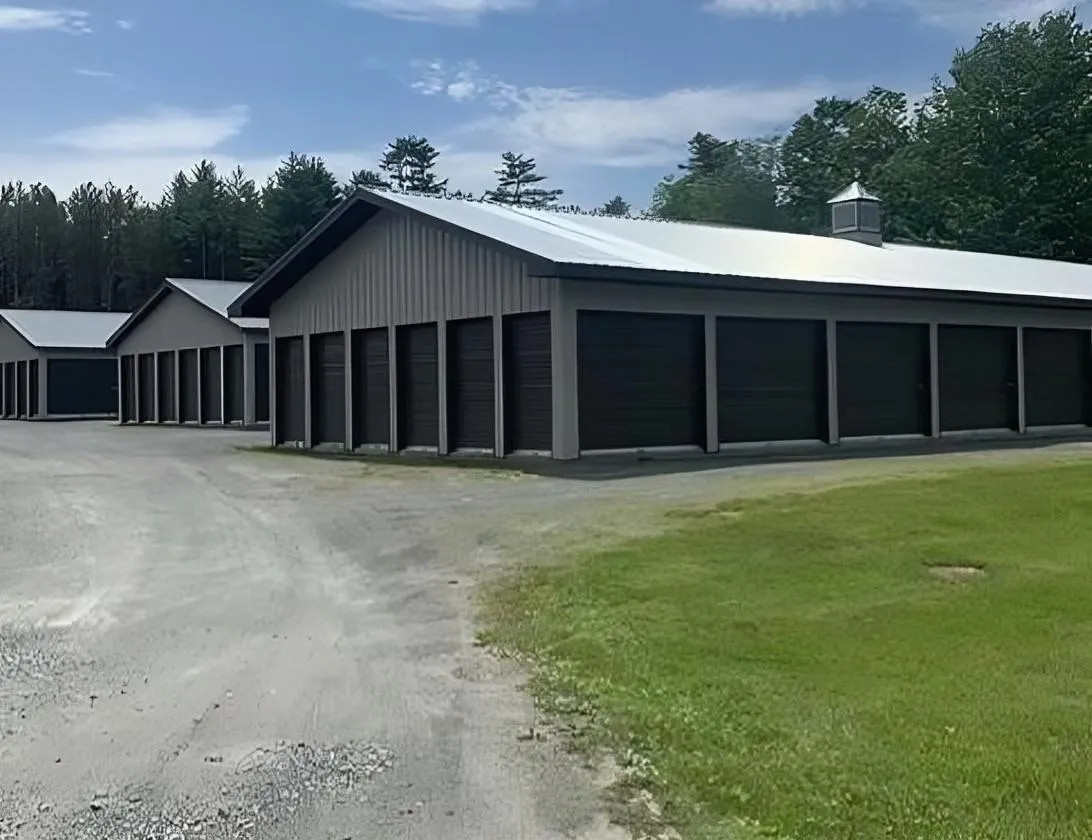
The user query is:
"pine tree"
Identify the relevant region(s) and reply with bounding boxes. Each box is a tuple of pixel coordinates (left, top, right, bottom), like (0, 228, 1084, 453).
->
(347, 169, 389, 192)
(486, 152, 563, 208)
(379, 136, 447, 195)
(679, 132, 728, 177)
(599, 195, 631, 217)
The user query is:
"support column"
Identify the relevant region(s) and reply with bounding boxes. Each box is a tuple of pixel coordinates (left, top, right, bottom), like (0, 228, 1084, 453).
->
(437, 319, 449, 455)
(704, 314, 718, 453)
(929, 323, 941, 437)
(219, 345, 227, 425)
(174, 351, 182, 424)
(551, 283, 579, 460)
(196, 349, 204, 425)
(826, 319, 839, 444)
(493, 314, 505, 457)
(1016, 326, 1026, 433)
(388, 325, 399, 451)
(269, 338, 278, 444)
(116, 356, 123, 422)
(134, 355, 141, 424)
(302, 333, 312, 448)
(344, 328, 354, 450)
(0, 362, 6, 416)
(36, 359, 47, 418)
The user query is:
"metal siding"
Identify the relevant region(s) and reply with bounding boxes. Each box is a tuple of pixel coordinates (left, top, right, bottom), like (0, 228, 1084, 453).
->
(269, 210, 554, 337)
(0, 320, 38, 362)
(118, 288, 243, 354)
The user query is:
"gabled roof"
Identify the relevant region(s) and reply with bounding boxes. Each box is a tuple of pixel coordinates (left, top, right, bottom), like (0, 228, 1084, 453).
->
(108, 278, 267, 347)
(828, 181, 881, 203)
(0, 309, 129, 350)
(229, 188, 1092, 319)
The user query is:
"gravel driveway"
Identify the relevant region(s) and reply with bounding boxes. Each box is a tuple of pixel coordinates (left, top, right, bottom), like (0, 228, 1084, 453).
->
(2, 422, 1090, 839)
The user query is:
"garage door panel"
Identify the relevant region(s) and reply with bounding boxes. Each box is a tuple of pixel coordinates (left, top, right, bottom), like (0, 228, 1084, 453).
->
(352, 328, 390, 447)
(448, 318, 495, 452)
(939, 325, 1017, 432)
(504, 313, 552, 453)
(2, 363, 14, 417)
(578, 311, 705, 451)
(137, 353, 155, 422)
(276, 337, 305, 444)
(254, 343, 270, 423)
(717, 317, 827, 443)
(223, 345, 244, 424)
(120, 355, 136, 423)
(156, 352, 177, 422)
(397, 323, 439, 449)
(179, 350, 199, 422)
(1024, 328, 1090, 427)
(837, 322, 930, 437)
(200, 347, 222, 424)
(27, 360, 39, 417)
(310, 332, 346, 446)
(47, 358, 117, 417)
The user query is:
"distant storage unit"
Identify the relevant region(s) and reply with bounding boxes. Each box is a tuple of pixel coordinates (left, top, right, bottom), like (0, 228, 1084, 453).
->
(0, 309, 128, 420)
(107, 279, 269, 427)
(228, 184, 1092, 460)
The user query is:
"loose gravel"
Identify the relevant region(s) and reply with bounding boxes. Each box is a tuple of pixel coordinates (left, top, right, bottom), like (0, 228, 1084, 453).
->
(0, 626, 82, 740)
(32, 741, 395, 840)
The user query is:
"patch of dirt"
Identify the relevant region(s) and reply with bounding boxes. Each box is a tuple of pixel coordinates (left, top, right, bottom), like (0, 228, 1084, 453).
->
(926, 564, 987, 582)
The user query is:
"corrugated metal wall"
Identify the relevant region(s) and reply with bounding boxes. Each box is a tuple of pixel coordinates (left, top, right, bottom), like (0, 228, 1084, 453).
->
(270, 210, 555, 336)
(0, 320, 39, 364)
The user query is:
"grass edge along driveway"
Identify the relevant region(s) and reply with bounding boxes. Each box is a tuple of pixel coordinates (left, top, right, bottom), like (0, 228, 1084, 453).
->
(481, 462, 1092, 840)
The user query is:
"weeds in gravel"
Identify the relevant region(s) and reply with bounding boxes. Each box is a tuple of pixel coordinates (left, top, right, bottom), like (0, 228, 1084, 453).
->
(482, 462, 1092, 840)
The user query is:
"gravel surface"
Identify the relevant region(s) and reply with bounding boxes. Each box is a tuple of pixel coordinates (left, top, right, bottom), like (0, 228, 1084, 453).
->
(0, 626, 83, 740)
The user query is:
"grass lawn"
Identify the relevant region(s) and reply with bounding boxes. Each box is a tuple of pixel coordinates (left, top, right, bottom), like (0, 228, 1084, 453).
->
(482, 462, 1092, 840)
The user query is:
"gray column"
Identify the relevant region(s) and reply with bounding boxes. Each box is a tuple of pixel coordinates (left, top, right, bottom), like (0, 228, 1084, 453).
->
(0, 362, 6, 416)
(36, 359, 47, 418)
(704, 314, 718, 453)
(174, 351, 182, 424)
(243, 334, 256, 427)
(116, 356, 123, 422)
(388, 325, 398, 451)
(302, 333, 312, 448)
(344, 329, 354, 451)
(551, 284, 579, 460)
(437, 319, 449, 455)
(929, 323, 941, 437)
(269, 338, 278, 444)
(1016, 326, 1026, 433)
(826, 319, 839, 444)
(134, 355, 141, 423)
(219, 345, 227, 425)
(493, 314, 505, 457)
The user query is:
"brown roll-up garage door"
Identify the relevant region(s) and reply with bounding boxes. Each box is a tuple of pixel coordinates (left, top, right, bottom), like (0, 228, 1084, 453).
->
(448, 318, 495, 452)
(397, 323, 439, 449)
(578, 310, 705, 451)
(27, 360, 38, 418)
(179, 350, 198, 422)
(120, 355, 136, 423)
(223, 345, 244, 424)
(200, 347, 222, 424)
(310, 332, 345, 446)
(1023, 327, 1091, 427)
(276, 336, 305, 444)
(717, 317, 827, 443)
(137, 353, 155, 422)
(2, 363, 14, 417)
(938, 325, 1018, 432)
(157, 352, 177, 422)
(47, 358, 117, 417)
(837, 322, 930, 437)
(254, 343, 270, 423)
(503, 312, 552, 454)
(351, 328, 389, 447)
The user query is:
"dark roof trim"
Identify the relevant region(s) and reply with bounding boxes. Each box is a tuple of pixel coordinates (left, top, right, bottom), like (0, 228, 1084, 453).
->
(228, 189, 560, 318)
(555, 263, 1092, 311)
(107, 279, 242, 348)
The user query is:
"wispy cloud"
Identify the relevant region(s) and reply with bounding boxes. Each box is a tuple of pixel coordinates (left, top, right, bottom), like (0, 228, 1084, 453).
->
(410, 61, 840, 167)
(46, 106, 250, 154)
(75, 68, 116, 79)
(344, 0, 533, 23)
(116, 18, 133, 30)
(0, 6, 90, 32)
(704, 0, 1088, 27)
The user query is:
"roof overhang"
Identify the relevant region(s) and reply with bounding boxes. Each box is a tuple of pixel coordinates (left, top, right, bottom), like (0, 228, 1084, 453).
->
(108, 278, 258, 347)
(227, 189, 560, 319)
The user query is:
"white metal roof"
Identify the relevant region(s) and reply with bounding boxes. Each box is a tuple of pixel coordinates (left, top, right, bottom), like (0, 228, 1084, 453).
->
(166, 278, 267, 329)
(0, 309, 129, 349)
(828, 181, 880, 203)
(375, 191, 1092, 304)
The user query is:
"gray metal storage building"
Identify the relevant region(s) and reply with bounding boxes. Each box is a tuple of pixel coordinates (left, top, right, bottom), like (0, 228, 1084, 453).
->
(0, 309, 127, 420)
(228, 184, 1092, 460)
(107, 278, 269, 427)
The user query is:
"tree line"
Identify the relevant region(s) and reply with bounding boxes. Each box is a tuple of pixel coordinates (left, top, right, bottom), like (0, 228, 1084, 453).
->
(1, 10, 1088, 313)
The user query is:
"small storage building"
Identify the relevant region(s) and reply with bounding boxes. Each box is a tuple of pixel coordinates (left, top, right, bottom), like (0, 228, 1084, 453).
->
(228, 184, 1092, 459)
(0, 309, 127, 420)
(107, 278, 269, 427)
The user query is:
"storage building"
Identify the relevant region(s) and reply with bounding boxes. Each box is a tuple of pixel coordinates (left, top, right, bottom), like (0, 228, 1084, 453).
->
(107, 278, 269, 427)
(0, 309, 127, 420)
(227, 184, 1092, 459)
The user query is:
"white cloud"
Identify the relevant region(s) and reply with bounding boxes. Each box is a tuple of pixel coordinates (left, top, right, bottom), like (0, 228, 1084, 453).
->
(411, 62, 839, 168)
(46, 106, 250, 154)
(0, 6, 90, 32)
(116, 18, 133, 30)
(75, 68, 116, 78)
(705, 0, 1088, 26)
(344, 0, 532, 22)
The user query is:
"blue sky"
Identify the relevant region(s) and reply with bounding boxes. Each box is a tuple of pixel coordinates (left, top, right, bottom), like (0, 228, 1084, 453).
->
(0, 0, 1084, 209)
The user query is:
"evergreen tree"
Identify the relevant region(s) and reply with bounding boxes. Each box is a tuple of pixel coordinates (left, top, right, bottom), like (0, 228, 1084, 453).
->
(486, 152, 562, 208)
(257, 152, 341, 267)
(347, 169, 390, 192)
(599, 195, 631, 217)
(379, 136, 447, 195)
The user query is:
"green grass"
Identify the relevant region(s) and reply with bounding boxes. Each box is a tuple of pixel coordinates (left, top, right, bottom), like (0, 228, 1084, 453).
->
(482, 462, 1092, 840)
